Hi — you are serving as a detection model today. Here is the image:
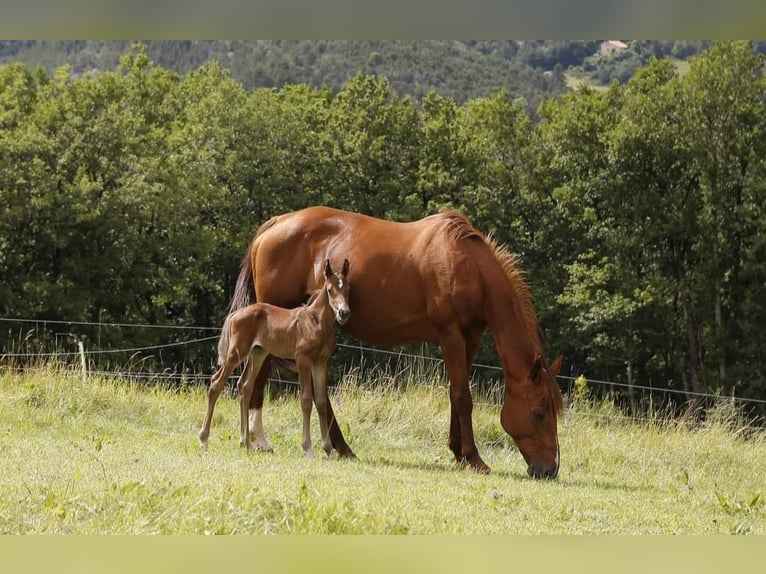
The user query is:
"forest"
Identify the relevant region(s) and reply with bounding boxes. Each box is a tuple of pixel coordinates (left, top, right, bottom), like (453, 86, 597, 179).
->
(1, 41, 765, 413)
(0, 40, 736, 110)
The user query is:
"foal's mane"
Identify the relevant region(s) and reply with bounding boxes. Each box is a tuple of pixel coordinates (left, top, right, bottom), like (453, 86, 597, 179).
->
(437, 211, 563, 415)
(304, 270, 339, 306)
(305, 289, 320, 306)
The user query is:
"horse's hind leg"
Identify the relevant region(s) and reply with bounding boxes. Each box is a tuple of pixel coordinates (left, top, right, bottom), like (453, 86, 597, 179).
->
(320, 377, 356, 459)
(247, 356, 273, 452)
(240, 350, 267, 451)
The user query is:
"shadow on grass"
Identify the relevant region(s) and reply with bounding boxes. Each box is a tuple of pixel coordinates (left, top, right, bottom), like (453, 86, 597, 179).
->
(350, 454, 655, 493)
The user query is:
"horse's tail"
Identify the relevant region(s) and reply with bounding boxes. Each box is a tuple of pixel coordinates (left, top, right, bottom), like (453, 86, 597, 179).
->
(217, 217, 279, 366)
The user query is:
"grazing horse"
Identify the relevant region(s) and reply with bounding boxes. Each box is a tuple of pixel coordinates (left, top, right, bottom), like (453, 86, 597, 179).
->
(199, 259, 351, 457)
(224, 206, 564, 478)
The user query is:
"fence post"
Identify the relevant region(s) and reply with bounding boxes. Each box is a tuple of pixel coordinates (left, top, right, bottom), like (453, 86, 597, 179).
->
(79, 339, 87, 384)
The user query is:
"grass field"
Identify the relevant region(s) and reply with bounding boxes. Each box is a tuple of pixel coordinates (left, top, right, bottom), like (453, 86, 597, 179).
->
(564, 72, 609, 92)
(1, 364, 764, 534)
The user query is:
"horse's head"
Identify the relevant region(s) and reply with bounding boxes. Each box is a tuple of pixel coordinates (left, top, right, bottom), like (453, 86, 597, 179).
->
(324, 258, 351, 325)
(501, 355, 563, 479)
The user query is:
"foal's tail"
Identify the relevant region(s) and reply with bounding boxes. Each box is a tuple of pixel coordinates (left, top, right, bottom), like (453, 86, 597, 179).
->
(216, 217, 278, 365)
(217, 245, 256, 366)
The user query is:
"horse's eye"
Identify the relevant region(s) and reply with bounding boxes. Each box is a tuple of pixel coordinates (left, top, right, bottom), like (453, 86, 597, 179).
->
(532, 409, 545, 421)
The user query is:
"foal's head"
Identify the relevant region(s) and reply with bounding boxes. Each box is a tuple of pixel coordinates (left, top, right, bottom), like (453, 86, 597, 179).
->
(323, 259, 351, 325)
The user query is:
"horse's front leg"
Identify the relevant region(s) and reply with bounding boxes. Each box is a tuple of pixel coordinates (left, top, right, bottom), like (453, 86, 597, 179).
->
(448, 331, 483, 462)
(297, 357, 315, 457)
(312, 361, 333, 456)
(440, 328, 490, 473)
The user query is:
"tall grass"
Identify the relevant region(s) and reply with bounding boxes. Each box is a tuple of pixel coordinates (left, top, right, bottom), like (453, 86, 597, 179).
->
(0, 362, 764, 534)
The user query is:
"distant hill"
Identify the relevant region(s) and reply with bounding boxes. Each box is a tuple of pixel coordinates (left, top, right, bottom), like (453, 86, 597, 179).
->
(0, 40, 743, 111)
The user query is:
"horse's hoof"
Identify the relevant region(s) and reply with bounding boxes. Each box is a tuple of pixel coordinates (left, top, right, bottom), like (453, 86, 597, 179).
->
(469, 459, 491, 474)
(456, 456, 491, 474)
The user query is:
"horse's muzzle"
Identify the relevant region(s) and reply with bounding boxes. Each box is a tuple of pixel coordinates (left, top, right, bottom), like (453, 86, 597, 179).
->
(528, 464, 558, 480)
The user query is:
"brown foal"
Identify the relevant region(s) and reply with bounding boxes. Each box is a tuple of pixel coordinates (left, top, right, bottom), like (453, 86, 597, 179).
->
(199, 259, 350, 456)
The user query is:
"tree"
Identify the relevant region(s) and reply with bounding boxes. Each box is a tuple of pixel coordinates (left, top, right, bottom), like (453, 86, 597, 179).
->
(678, 41, 766, 395)
(326, 74, 419, 219)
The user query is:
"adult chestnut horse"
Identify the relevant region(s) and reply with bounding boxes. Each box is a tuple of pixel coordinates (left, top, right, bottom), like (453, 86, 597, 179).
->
(224, 206, 563, 478)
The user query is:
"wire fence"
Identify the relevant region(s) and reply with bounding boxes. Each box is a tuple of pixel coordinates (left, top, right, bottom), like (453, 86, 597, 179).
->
(2, 316, 765, 431)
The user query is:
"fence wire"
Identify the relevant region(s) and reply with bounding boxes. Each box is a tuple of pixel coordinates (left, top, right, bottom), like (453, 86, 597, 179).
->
(2, 316, 765, 431)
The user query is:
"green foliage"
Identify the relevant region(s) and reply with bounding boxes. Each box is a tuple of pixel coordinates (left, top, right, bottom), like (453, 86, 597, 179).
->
(1, 41, 766, 404)
(574, 374, 589, 404)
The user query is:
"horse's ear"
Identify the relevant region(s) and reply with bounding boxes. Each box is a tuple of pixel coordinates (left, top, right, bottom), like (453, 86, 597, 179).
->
(549, 355, 563, 377)
(342, 258, 350, 276)
(324, 259, 332, 277)
(530, 355, 544, 380)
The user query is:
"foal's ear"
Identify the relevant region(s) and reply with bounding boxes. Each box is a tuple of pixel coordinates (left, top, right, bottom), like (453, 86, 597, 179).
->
(324, 259, 333, 277)
(342, 258, 350, 276)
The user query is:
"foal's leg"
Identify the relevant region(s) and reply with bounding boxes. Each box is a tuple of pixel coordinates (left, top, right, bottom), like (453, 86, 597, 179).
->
(199, 362, 237, 448)
(296, 356, 315, 457)
(240, 350, 267, 451)
(236, 358, 254, 447)
(312, 361, 333, 456)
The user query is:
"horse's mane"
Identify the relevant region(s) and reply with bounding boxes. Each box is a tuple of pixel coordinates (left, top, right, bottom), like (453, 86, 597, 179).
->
(437, 211, 539, 344)
(437, 211, 563, 416)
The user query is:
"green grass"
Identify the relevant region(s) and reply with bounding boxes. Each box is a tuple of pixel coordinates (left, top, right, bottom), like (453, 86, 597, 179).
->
(1, 365, 764, 534)
(671, 57, 692, 76)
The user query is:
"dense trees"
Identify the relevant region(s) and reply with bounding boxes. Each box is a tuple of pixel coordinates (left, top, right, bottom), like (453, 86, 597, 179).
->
(1, 42, 765, 406)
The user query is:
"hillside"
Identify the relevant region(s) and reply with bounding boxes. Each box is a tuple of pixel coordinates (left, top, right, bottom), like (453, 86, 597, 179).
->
(0, 40, 723, 110)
